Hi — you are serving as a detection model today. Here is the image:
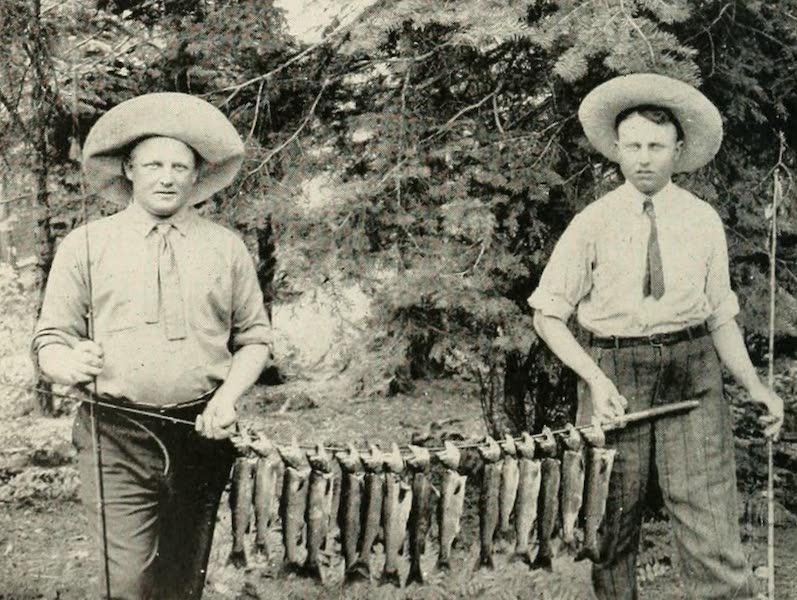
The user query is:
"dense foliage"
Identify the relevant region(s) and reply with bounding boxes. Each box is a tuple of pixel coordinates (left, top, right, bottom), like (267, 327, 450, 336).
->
(2, 0, 795, 430)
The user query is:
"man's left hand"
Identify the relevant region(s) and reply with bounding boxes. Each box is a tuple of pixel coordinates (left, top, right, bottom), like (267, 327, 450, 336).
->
(749, 381, 784, 440)
(196, 394, 238, 439)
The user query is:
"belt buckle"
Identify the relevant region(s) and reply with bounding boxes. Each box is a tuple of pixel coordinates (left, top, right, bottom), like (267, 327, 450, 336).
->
(648, 333, 664, 347)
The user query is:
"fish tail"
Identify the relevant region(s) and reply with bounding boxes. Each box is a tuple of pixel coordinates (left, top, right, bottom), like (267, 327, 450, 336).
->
(406, 560, 425, 586)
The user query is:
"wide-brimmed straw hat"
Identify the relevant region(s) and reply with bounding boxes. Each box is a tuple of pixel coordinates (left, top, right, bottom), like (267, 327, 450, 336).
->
(578, 73, 723, 173)
(82, 92, 244, 205)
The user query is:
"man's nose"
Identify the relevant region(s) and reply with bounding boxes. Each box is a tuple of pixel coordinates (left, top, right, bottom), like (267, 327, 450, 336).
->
(159, 169, 176, 185)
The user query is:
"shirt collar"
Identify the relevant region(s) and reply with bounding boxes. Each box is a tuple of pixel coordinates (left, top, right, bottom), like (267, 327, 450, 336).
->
(621, 180, 675, 212)
(123, 202, 193, 237)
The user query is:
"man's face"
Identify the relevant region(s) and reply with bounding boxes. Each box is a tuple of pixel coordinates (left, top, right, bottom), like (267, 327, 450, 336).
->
(615, 113, 683, 195)
(124, 136, 198, 218)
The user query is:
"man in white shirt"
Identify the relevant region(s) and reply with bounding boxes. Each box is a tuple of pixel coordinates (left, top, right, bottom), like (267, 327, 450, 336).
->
(529, 73, 782, 599)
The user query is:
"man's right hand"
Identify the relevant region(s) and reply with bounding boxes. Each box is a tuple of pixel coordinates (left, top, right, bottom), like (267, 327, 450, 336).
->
(38, 341, 104, 386)
(589, 375, 629, 425)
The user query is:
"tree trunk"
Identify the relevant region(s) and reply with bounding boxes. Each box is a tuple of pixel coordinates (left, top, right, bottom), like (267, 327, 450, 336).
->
(478, 345, 577, 437)
(30, 0, 56, 414)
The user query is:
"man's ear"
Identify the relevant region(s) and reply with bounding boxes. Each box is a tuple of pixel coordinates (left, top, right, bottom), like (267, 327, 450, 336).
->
(122, 158, 133, 182)
(674, 139, 684, 161)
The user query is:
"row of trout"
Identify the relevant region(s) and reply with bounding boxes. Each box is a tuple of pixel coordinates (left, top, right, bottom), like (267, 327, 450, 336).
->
(227, 423, 616, 586)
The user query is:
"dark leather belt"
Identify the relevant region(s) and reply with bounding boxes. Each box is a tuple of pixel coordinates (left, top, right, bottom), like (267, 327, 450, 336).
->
(587, 322, 709, 349)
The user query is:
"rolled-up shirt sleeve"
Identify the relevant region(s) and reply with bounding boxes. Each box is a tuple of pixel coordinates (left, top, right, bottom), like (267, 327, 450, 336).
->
(229, 238, 272, 352)
(528, 212, 594, 321)
(704, 213, 740, 331)
(31, 229, 89, 356)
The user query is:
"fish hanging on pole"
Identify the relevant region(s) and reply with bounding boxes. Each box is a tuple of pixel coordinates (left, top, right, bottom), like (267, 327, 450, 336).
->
(254, 451, 282, 560)
(476, 436, 503, 570)
(302, 443, 334, 582)
(436, 441, 467, 571)
(381, 443, 413, 587)
(511, 432, 541, 566)
(278, 440, 311, 574)
(531, 426, 561, 571)
(351, 443, 386, 580)
(337, 443, 366, 583)
(406, 444, 433, 586)
(497, 434, 520, 552)
(576, 424, 616, 563)
(560, 424, 586, 550)
(228, 456, 256, 568)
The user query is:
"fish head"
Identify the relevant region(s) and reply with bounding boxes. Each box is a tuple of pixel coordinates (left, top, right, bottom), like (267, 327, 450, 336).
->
(384, 442, 406, 474)
(563, 424, 583, 451)
(277, 436, 308, 469)
(581, 422, 607, 448)
(500, 434, 517, 457)
(538, 426, 558, 457)
(477, 435, 502, 462)
(307, 442, 332, 472)
(407, 444, 431, 471)
(361, 443, 386, 472)
(517, 432, 536, 459)
(435, 440, 461, 470)
(337, 442, 363, 472)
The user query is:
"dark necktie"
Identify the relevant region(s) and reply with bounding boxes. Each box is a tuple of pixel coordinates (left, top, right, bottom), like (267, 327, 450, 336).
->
(154, 223, 187, 340)
(642, 199, 665, 299)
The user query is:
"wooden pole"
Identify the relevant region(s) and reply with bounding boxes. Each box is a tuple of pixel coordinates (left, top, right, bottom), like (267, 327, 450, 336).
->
(766, 147, 782, 600)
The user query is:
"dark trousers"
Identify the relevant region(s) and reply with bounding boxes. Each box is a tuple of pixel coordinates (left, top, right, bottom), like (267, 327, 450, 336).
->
(73, 402, 236, 600)
(577, 335, 755, 600)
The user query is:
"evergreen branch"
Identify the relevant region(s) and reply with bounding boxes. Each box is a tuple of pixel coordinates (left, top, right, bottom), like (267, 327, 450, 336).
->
(246, 79, 330, 177)
(209, 19, 353, 108)
(378, 84, 503, 186)
(619, 0, 656, 63)
(426, 83, 503, 143)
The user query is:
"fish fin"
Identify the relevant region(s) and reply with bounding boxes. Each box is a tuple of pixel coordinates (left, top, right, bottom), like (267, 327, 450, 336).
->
(405, 562, 425, 586)
(379, 570, 402, 587)
(530, 554, 553, 572)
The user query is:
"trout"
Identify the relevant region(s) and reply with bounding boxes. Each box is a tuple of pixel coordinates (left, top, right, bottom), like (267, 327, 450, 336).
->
(511, 432, 541, 565)
(498, 434, 520, 548)
(278, 442, 311, 573)
(577, 425, 616, 563)
(337, 443, 365, 582)
(436, 441, 467, 571)
(476, 436, 503, 570)
(531, 426, 560, 571)
(560, 424, 585, 550)
(228, 456, 255, 568)
(254, 452, 282, 559)
(351, 444, 385, 579)
(302, 443, 334, 582)
(381, 443, 412, 587)
(406, 445, 432, 586)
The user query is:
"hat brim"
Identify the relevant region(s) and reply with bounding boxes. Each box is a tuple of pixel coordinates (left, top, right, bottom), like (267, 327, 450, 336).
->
(82, 93, 245, 205)
(578, 74, 723, 173)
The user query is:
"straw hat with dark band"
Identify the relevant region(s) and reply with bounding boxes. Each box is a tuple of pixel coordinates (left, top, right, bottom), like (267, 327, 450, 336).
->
(82, 92, 245, 205)
(578, 73, 723, 173)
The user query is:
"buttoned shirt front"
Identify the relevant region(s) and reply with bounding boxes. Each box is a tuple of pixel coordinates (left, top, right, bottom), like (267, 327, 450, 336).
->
(528, 181, 739, 337)
(32, 203, 271, 406)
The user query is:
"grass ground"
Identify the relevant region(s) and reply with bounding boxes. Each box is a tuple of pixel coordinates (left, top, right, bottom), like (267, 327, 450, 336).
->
(0, 378, 794, 599)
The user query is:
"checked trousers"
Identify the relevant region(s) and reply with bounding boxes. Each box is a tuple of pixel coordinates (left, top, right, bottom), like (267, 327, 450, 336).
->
(576, 334, 756, 600)
(73, 401, 236, 600)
